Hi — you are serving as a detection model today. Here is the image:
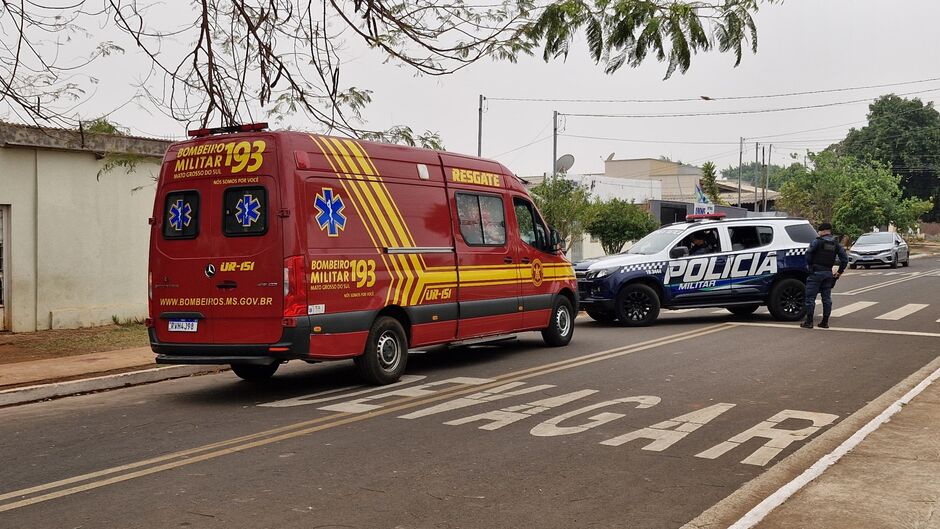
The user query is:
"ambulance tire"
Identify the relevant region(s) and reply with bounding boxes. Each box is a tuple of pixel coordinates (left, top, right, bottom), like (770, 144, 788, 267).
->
(614, 283, 661, 327)
(231, 362, 279, 382)
(768, 278, 806, 321)
(355, 316, 408, 385)
(586, 309, 618, 323)
(542, 297, 575, 347)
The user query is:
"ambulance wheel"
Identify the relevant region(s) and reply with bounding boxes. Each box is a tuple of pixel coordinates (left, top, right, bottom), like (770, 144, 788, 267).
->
(586, 309, 618, 323)
(542, 297, 574, 347)
(615, 283, 660, 327)
(768, 278, 805, 321)
(355, 316, 408, 385)
(726, 304, 760, 316)
(231, 362, 279, 382)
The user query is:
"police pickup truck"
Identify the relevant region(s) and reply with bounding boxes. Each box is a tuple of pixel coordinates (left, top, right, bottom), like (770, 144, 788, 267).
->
(575, 215, 817, 326)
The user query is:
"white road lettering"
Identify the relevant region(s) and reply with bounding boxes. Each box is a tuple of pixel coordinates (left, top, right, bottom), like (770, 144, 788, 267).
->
(600, 403, 736, 451)
(444, 390, 598, 431)
(398, 382, 555, 419)
(258, 375, 427, 408)
(695, 409, 839, 466)
(531, 396, 661, 437)
(319, 377, 491, 413)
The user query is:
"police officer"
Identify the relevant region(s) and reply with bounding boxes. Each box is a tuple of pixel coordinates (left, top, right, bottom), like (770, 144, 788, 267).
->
(802, 222, 848, 329)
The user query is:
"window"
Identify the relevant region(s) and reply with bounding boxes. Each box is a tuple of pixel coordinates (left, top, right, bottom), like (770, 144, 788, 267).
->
(224, 187, 268, 236)
(729, 225, 773, 250)
(513, 197, 547, 249)
(676, 228, 720, 256)
(163, 191, 200, 239)
(785, 223, 818, 243)
(456, 193, 505, 246)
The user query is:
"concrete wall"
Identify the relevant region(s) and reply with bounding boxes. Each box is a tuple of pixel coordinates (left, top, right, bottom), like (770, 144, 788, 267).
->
(0, 122, 169, 331)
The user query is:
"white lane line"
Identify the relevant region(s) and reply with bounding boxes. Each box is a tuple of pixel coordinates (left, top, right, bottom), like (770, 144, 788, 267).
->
(727, 364, 940, 529)
(730, 321, 940, 338)
(875, 303, 929, 321)
(828, 301, 877, 317)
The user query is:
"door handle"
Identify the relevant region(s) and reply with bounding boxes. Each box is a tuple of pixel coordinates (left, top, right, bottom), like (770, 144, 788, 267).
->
(216, 280, 238, 290)
(521, 257, 531, 264)
(504, 256, 514, 264)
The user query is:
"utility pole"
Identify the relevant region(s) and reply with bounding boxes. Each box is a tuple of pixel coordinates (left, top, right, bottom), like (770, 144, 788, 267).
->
(754, 142, 760, 212)
(763, 144, 772, 213)
(477, 94, 484, 156)
(761, 146, 767, 213)
(552, 110, 558, 175)
(737, 137, 744, 207)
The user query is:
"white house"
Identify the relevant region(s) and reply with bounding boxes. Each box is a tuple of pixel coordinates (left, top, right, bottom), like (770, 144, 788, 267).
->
(0, 122, 171, 332)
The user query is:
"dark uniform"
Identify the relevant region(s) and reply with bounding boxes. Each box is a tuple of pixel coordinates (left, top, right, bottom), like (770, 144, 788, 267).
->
(803, 232, 848, 327)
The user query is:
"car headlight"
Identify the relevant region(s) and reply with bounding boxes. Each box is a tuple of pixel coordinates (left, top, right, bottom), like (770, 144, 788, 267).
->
(586, 267, 618, 280)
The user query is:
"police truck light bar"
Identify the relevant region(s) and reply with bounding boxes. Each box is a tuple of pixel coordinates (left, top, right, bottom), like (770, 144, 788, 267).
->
(187, 122, 269, 137)
(686, 213, 726, 222)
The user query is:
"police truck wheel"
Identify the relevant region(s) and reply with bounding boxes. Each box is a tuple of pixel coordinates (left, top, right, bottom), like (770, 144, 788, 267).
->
(542, 297, 574, 347)
(586, 309, 618, 323)
(231, 362, 279, 382)
(615, 284, 660, 327)
(726, 304, 760, 316)
(768, 278, 805, 321)
(355, 316, 408, 385)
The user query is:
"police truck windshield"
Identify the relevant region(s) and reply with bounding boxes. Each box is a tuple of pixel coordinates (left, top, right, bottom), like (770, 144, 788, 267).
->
(627, 229, 684, 255)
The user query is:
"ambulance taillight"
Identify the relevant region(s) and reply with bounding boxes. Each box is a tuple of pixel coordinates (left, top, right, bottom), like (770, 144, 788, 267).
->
(283, 255, 307, 318)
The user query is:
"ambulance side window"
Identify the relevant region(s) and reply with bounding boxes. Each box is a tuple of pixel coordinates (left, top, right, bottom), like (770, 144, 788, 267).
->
(513, 197, 547, 250)
(162, 191, 200, 239)
(223, 186, 267, 236)
(456, 192, 506, 246)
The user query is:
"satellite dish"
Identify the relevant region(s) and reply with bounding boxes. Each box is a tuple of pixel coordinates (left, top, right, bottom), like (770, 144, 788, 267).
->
(606, 152, 616, 161)
(554, 153, 575, 174)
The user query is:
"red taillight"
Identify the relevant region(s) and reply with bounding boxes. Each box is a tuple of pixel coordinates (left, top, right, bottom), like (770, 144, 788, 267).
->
(148, 271, 153, 301)
(283, 255, 307, 317)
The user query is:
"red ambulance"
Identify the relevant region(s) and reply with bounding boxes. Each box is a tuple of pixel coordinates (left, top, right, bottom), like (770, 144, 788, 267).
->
(148, 124, 578, 384)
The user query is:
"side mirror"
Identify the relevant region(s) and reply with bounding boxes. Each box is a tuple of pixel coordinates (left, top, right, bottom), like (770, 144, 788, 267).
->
(549, 228, 562, 253)
(670, 247, 689, 259)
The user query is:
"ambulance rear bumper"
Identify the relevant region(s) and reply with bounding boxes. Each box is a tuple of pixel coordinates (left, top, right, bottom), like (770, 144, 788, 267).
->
(149, 319, 311, 364)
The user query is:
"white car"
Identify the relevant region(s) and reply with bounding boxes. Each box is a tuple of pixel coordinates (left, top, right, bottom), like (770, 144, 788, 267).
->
(848, 232, 910, 269)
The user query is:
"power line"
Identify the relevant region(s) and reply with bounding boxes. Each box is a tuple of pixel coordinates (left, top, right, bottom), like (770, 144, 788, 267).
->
(561, 87, 940, 119)
(486, 76, 940, 104)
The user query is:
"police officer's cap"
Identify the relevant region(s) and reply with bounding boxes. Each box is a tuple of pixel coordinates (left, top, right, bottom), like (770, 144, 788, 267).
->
(818, 222, 832, 231)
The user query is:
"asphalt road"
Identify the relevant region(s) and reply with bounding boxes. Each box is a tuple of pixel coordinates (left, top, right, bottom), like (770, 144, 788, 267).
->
(2, 259, 939, 529)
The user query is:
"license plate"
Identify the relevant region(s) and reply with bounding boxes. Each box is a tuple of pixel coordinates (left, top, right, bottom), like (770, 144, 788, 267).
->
(862, 256, 874, 260)
(168, 319, 198, 332)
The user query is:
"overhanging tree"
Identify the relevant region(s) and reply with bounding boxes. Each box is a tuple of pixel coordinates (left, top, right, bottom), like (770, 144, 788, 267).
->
(1, 1, 778, 141)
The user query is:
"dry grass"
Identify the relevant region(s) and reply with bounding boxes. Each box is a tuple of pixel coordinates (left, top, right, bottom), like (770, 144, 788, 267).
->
(0, 323, 149, 365)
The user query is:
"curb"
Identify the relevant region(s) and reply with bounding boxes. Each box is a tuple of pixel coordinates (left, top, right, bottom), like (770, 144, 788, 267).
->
(0, 365, 223, 407)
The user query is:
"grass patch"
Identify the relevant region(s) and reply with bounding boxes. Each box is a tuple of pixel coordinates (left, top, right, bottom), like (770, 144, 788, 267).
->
(0, 323, 150, 364)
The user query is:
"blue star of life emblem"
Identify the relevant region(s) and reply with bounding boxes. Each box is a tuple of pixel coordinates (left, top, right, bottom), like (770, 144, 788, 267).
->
(234, 193, 262, 227)
(168, 199, 193, 231)
(314, 188, 346, 237)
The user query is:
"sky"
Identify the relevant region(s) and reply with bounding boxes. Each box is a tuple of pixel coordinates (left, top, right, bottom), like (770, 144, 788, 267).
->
(6, 0, 940, 179)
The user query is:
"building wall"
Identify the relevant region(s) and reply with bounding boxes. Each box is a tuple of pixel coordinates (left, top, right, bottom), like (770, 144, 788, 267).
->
(604, 159, 701, 202)
(0, 129, 165, 331)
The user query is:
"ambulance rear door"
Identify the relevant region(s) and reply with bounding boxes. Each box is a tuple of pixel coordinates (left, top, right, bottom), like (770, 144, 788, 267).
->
(151, 134, 284, 345)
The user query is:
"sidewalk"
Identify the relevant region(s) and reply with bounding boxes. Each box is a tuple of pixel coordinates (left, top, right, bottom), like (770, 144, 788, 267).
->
(752, 367, 940, 529)
(0, 346, 220, 406)
(0, 346, 155, 388)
